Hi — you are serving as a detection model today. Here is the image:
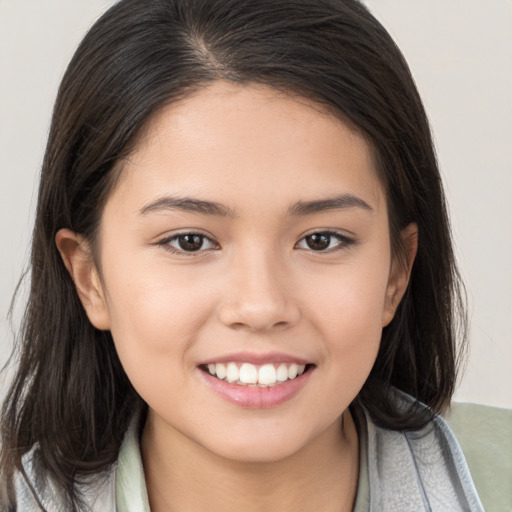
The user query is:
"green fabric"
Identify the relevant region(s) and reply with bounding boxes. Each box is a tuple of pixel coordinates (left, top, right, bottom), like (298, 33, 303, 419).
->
(444, 402, 512, 512)
(352, 407, 370, 512)
(115, 418, 151, 512)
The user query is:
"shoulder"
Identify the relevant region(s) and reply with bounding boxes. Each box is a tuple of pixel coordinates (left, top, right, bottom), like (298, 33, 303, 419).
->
(444, 402, 512, 512)
(362, 396, 484, 511)
(12, 446, 116, 511)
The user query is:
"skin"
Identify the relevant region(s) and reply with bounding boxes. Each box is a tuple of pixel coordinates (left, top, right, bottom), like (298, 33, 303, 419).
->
(57, 81, 417, 512)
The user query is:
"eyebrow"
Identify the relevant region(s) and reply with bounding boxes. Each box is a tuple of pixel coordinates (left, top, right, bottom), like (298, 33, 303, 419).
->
(139, 193, 373, 217)
(288, 194, 373, 216)
(139, 196, 236, 217)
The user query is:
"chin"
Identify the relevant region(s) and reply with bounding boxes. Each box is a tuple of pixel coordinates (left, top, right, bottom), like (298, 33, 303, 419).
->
(196, 419, 333, 465)
(209, 437, 306, 464)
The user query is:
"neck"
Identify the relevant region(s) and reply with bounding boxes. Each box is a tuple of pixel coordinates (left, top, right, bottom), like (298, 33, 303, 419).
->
(141, 410, 359, 512)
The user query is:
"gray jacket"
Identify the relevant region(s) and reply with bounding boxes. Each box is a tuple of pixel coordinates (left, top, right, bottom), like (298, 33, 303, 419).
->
(11, 400, 484, 511)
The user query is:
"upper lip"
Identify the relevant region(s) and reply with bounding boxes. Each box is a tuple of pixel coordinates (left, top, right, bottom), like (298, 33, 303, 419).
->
(199, 351, 311, 366)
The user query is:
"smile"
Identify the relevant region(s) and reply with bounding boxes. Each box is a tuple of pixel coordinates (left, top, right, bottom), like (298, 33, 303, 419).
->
(203, 362, 308, 387)
(198, 353, 315, 408)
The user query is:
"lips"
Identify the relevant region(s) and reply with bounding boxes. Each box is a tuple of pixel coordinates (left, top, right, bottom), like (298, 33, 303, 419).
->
(197, 354, 314, 408)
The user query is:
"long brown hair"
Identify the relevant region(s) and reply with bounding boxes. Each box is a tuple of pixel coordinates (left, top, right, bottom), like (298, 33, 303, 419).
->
(1, 0, 466, 509)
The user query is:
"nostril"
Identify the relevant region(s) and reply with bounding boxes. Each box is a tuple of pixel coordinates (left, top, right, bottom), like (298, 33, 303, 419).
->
(218, 294, 301, 332)
(229, 322, 248, 331)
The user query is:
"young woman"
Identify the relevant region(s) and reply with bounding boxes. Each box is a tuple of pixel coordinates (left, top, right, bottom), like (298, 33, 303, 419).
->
(0, 0, 484, 510)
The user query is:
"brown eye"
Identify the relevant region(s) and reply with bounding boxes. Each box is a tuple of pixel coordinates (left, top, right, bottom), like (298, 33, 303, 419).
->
(305, 233, 331, 251)
(177, 234, 205, 251)
(296, 231, 355, 253)
(158, 232, 218, 254)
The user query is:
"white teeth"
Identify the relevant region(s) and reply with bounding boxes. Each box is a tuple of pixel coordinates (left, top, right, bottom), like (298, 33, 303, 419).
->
(276, 364, 289, 382)
(215, 363, 227, 380)
(258, 364, 277, 385)
(226, 362, 239, 383)
(206, 362, 309, 386)
(239, 363, 258, 384)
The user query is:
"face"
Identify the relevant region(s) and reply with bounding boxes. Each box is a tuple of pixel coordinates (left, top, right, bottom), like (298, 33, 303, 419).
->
(59, 82, 414, 463)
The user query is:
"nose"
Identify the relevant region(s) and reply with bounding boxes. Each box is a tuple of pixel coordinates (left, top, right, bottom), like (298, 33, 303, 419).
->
(218, 251, 301, 332)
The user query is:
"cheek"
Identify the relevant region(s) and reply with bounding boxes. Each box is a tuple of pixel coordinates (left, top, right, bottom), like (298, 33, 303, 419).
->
(100, 257, 216, 380)
(310, 260, 390, 333)
(304, 255, 391, 377)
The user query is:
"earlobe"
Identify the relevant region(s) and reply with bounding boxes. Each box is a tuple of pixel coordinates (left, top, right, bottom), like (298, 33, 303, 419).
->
(55, 228, 111, 330)
(382, 223, 418, 327)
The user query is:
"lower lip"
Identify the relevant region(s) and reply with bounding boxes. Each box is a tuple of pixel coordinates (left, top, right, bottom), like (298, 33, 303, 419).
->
(198, 368, 312, 409)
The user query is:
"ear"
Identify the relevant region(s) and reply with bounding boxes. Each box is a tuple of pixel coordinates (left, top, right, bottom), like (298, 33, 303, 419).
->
(55, 228, 111, 330)
(382, 223, 418, 327)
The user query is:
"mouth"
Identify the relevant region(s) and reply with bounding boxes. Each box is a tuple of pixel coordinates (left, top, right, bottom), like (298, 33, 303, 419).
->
(197, 353, 315, 408)
(199, 362, 314, 387)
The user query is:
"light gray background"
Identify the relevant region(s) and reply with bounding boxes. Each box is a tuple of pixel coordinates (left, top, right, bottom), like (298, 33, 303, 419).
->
(1, 1, 511, 408)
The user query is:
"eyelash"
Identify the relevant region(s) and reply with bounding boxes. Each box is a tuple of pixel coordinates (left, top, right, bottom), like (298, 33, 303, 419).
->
(296, 230, 356, 253)
(157, 232, 219, 256)
(156, 230, 356, 255)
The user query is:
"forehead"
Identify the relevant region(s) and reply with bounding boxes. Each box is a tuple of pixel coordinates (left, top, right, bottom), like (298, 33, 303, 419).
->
(111, 81, 385, 217)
